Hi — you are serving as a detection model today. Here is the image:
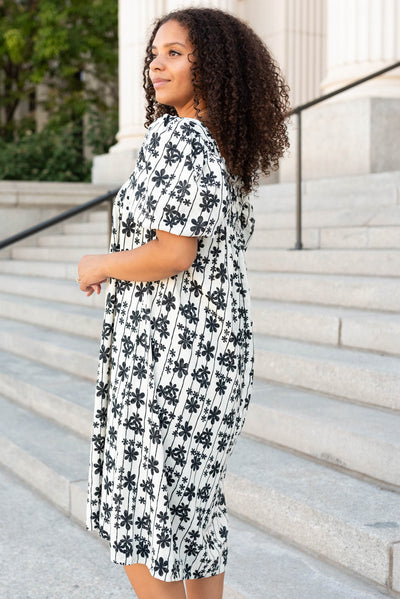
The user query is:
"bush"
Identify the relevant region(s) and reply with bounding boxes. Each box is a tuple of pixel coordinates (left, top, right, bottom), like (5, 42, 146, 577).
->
(0, 122, 92, 182)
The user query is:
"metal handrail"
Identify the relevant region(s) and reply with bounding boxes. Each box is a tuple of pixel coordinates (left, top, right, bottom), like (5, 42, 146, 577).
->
(0, 188, 118, 250)
(289, 60, 400, 250)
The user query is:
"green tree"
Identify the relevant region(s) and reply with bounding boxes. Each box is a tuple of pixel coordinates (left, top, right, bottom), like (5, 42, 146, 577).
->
(0, 0, 118, 180)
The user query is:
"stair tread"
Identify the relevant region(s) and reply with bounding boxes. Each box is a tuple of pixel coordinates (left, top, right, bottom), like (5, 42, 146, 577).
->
(228, 435, 400, 542)
(251, 297, 400, 320)
(0, 350, 94, 410)
(0, 291, 103, 319)
(254, 333, 400, 374)
(0, 395, 88, 481)
(0, 466, 136, 599)
(0, 317, 99, 357)
(251, 379, 400, 446)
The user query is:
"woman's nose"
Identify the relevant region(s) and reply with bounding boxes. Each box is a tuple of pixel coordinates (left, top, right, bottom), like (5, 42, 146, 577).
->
(150, 55, 164, 70)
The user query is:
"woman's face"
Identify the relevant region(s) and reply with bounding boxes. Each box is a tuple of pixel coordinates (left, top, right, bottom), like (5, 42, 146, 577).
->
(149, 20, 200, 118)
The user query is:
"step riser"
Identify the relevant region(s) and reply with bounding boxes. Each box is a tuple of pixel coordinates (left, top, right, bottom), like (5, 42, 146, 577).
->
(252, 305, 400, 356)
(0, 437, 71, 515)
(11, 247, 104, 261)
(0, 259, 74, 279)
(255, 207, 400, 229)
(320, 227, 400, 249)
(243, 407, 400, 488)
(38, 235, 108, 248)
(224, 473, 395, 589)
(0, 275, 104, 308)
(0, 373, 92, 440)
(254, 349, 400, 411)
(63, 222, 109, 235)
(246, 250, 400, 277)
(0, 331, 98, 382)
(0, 297, 101, 340)
(248, 273, 400, 312)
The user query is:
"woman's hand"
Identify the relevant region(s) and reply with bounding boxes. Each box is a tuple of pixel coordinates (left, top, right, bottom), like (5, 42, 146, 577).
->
(78, 254, 108, 296)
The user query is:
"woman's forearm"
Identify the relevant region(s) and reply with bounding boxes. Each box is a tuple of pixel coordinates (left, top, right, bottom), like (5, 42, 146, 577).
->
(78, 232, 198, 292)
(102, 238, 187, 282)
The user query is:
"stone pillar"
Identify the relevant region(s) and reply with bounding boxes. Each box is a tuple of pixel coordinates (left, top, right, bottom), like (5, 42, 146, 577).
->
(92, 0, 164, 184)
(280, 0, 400, 182)
(245, 0, 327, 108)
(321, 0, 400, 99)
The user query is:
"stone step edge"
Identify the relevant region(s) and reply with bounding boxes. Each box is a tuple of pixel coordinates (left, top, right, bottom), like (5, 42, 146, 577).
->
(224, 472, 400, 593)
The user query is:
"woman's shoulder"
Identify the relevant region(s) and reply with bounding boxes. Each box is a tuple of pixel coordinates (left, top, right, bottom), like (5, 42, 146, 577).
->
(146, 114, 218, 154)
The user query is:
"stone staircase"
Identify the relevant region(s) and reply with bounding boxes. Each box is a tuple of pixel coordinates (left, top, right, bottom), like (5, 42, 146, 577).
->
(1, 171, 400, 598)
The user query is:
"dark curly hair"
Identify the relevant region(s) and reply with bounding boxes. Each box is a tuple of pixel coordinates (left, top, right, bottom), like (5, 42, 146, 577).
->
(143, 7, 291, 194)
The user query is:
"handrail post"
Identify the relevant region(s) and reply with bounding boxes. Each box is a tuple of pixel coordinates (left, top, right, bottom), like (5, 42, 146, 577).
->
(294, 110, 303, 250)
(107, 197, 113, 248)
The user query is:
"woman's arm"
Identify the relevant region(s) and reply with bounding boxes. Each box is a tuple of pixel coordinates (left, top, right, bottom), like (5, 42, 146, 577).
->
(78, 229, 198, 295)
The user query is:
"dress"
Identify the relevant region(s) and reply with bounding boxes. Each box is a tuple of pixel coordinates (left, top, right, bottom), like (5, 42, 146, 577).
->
(85, 113, 255, 581)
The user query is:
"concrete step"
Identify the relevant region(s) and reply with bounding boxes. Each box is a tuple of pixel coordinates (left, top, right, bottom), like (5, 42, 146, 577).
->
(1, 392, 398, 594)
(0, 467, 137, 599)
(89, 211, 108, 223)
(254, 170, 400, 212)
(320, 226, 400, 249)
(251, 298, 400, 356)
(0, 318, 98, 381)
(2, 408, 393, 599)
(248, 271, 400, 312)
(226, 435, 400, 592)
(2, 467, 393, 599)
(63, 221, 109, 235)
(246, 248, 400, 277)
(254, 205, 400, 230)
(38, 234, 108, 248)
(244, 378, 400, 488)
(0, 350, 93, 439)
(0, 292, 102, 339)
(0, 258, 77, 280)
(2, 348, 399, 491)
(11, 246, 104, 261)
(249, 228, 320, 249)
(0, 273, 105, 308)
(250, 225, 400, 250)
(254, 334, 400, 410)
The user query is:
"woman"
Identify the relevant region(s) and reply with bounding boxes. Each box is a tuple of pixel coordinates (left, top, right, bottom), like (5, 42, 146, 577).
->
(78, 7, 290, 599)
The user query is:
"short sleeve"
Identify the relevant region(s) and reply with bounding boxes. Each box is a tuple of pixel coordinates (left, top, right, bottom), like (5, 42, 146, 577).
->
(129, 116, 226, 238)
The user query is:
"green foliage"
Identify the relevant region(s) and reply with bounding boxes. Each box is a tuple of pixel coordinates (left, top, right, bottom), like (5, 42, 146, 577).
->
(0, 123, 91, 182)
(0, 0, 118, 181)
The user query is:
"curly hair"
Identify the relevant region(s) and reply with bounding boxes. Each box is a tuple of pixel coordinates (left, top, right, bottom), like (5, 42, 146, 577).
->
(143, 7, 291, 194)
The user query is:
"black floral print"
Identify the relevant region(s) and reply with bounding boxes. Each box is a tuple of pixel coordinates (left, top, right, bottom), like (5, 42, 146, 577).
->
(86, 114, 255, 581)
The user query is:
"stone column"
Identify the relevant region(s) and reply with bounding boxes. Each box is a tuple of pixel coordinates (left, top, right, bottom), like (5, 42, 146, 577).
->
(321, 0, 400, 99)
(92, 0, 164, 184)
(280, 0, 400, 182)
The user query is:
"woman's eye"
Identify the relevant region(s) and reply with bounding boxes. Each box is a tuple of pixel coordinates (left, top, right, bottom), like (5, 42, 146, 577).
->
(169, 50, 180, 56)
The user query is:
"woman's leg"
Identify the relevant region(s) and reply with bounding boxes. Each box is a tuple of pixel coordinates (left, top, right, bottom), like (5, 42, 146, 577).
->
(185, 572, 225, 599)
(123, 564, 187, 599)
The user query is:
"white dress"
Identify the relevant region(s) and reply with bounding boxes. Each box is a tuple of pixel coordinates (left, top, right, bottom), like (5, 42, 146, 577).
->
(85, 113, 255, 581)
